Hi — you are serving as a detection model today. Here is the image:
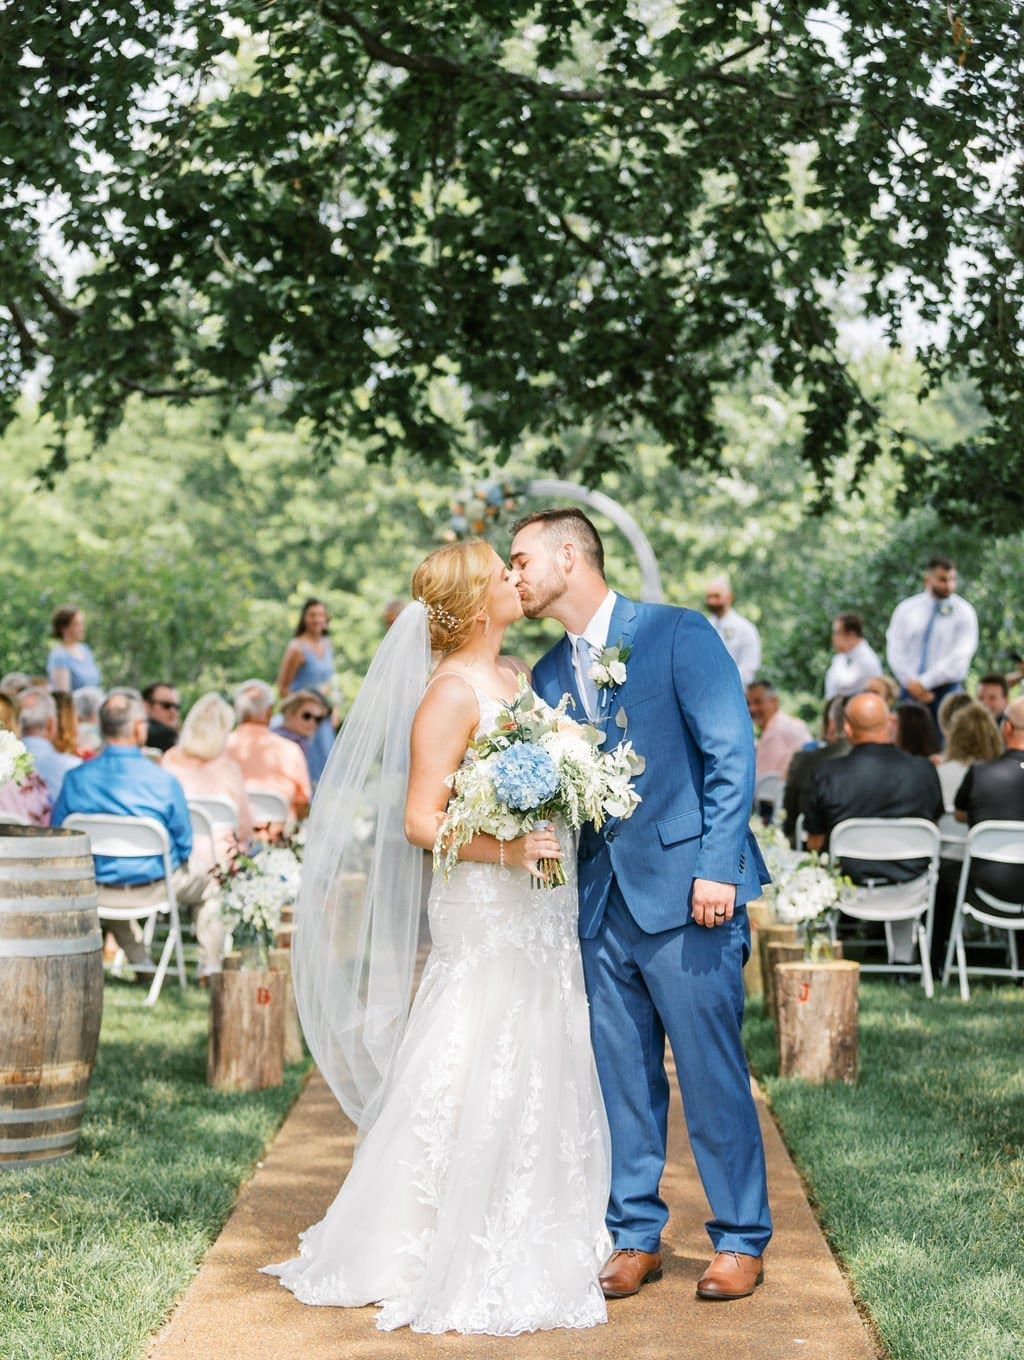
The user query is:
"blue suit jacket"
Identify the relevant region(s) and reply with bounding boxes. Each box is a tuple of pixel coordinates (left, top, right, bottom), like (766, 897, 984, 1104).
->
(532, 596, 770, 937)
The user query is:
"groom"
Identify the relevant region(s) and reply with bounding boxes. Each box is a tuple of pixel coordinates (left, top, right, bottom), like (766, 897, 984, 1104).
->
(510, 508, 772, 1302)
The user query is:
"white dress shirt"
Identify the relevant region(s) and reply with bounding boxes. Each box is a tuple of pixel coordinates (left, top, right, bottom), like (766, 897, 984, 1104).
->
(885, 591, 978, 691)
(708, 608, 761, 686)
(824, 638, 883, 698)
(567, 590, 617, 699)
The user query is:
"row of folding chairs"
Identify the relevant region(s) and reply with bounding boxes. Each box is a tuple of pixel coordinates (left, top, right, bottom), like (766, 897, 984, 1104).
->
(825, 817, 1024, 999)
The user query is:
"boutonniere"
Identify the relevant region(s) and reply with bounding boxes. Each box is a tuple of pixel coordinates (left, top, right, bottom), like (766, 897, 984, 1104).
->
(590, 641, 632, 692)
(937, 602, 954, 617)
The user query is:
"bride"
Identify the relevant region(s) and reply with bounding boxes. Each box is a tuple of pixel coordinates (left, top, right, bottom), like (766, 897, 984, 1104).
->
(263, 539, 611, 1335)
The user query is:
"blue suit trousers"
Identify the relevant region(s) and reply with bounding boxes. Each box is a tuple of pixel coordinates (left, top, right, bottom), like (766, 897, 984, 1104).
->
(581, 879, 772, 1257)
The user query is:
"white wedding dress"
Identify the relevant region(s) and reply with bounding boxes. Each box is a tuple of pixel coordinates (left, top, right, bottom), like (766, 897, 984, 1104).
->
(263, 690, 611, 1335)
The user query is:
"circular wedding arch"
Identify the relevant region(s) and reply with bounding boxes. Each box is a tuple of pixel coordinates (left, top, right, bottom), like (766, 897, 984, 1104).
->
(525, 479, 663, 603)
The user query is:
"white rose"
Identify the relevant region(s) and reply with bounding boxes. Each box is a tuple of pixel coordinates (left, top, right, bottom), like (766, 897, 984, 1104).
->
(608, 660, 628, 685)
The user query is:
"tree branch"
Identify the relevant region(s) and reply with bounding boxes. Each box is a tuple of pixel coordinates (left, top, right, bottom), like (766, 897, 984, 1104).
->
(35, 280, 80, 333)
(316, 2, 797, 106)
(4, 301, 45, 360)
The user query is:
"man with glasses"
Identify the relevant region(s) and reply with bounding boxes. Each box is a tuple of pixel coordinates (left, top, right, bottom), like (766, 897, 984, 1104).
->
(142, 681, 181, 752)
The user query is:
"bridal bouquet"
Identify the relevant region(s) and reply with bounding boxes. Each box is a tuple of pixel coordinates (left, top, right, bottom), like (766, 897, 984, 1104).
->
(435, 683, 644, 887)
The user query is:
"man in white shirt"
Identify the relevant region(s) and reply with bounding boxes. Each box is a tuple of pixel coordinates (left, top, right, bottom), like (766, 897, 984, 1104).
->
(886, 556, 978, 732)
(704, 575, 761, 686)
(824, 611, 883, 699)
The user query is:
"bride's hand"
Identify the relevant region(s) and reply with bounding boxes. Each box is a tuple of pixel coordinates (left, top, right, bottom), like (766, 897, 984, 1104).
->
(511, 826, 562, 880)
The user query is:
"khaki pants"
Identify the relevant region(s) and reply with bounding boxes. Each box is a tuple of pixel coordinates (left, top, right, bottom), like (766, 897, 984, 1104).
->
(96, 867, 225, 975)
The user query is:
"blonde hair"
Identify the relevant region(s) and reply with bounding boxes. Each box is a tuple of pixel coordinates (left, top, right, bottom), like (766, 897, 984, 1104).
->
(0, 695, 17, 735)
(410, 540, 493, 654)
(178, 692, 235, 761)
(945, 700, 1003, 765)
(52, 691, 79, 755)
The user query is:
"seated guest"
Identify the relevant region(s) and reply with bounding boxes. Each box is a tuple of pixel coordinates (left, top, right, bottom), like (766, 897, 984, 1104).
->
(17, 688, 82, 801)
(277, 689, 331, 782)
(863, 674, 900, 709)
(142, 681, 181, 753)
(805, 692, 944, 965)
(936, 690, 973, 749)
(824, 612, 883, 699)
(0, 672, 32, 701)
(226, 679, 311, 821)
(894, 700, 940, 760)
(782, 696, 850, 847)
(52, 689, 224, 981)
(0, 696, 51, 825)
(162, 693, 254, 872)
(46, 605, 102, 692)
(52, 691, 81, 758)
(746, 679, 814, 782)
(975, 672, 1010, 726)
(937, 700, 1003, 811)
(954, 698, 1024, 899)
(72, 686, 104, 756)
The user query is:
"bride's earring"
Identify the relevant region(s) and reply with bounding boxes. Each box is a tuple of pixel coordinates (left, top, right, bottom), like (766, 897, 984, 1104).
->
(482, 613, 491, 636)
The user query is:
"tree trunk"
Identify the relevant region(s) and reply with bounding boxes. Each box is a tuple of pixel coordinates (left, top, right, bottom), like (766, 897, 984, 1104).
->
(269, 946, 304, 1066)
(775, 960, 860, 1084)
(207, 965, 284, 1091)
(759, 924, 797, 1018)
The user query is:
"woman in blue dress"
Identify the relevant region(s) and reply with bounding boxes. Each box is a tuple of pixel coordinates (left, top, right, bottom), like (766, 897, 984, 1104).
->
(276, 598, 336, 783)
(46, 606, 102, 693)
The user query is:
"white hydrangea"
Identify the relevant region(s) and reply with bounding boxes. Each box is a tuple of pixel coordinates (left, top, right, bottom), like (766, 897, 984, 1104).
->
(0, 729, 33, 789)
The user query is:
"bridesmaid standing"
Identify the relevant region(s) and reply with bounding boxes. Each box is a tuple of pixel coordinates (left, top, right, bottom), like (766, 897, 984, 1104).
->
(46, 606, 102, 694)
(276, 598, 335, 784)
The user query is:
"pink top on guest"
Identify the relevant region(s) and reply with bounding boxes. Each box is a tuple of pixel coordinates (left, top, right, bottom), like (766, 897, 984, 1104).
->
(224, 724, 311, 821)
(755, 710, 814, 782)
(0, 772, 52, 827)
(160, 747, 254, 872)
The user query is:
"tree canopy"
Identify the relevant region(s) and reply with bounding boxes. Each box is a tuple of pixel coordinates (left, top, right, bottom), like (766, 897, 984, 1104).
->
(1, 2, 1021, 523)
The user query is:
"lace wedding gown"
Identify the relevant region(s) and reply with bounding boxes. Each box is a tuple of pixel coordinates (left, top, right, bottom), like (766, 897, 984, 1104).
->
(263, 690, 612, 1335)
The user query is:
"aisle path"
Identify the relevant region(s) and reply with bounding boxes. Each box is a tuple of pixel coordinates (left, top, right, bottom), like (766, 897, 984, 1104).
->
(149, 1061, 880, 1360)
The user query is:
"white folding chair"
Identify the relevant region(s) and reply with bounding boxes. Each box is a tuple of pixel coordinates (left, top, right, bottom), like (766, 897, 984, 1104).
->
(754, 772, 785, 824)
(0, 810, 31, 825)
(941, 820, 1024, 1001)
(246, 786, 290, 826)
(63, 813, 187, 1005)
(186, 795, 240, 832)
(794, 812, 807, 851)
(829, 817, 942, 997)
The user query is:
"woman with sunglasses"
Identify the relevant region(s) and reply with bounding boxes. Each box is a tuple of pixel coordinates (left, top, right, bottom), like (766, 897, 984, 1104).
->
(276, 598, 336, 784)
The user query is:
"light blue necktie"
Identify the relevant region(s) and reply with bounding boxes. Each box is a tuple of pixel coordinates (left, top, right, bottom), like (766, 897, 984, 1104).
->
(574, 635, 599, 720)
(918, 599, 941, 673)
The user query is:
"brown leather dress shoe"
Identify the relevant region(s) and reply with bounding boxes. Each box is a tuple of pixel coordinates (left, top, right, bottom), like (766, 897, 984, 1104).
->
(599, 1248, 663, 1298)
(696, 1251, 764, 1300)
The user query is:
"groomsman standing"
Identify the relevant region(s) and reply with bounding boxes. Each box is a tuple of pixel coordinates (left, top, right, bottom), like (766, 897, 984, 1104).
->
(886, 555, 978, 731)
(824, 612, 883, 698)
(704, 575, 761, 686)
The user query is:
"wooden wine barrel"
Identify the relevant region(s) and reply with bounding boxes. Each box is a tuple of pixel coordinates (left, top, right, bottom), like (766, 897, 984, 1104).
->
(0, 825, 103, 1169)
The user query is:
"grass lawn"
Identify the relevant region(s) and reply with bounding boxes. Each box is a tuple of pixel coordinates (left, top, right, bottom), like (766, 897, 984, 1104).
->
(0, 978, 311, 1360)
(745, 979, 1024, 1360)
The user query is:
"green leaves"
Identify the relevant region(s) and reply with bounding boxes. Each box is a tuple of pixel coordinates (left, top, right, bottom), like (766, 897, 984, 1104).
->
(0, 2, 1021, 513)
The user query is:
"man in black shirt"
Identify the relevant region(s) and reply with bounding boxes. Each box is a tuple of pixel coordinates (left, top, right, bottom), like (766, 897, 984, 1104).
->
(805, 692, 944, 879)
(954, 697, 1024, 905)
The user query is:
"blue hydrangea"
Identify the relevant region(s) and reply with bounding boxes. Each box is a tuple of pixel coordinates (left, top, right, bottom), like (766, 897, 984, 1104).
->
(490, 742, 560, 810)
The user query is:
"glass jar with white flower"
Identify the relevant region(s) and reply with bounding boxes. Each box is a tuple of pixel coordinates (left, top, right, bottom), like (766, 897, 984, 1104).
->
(771, 854, 851, 961)
(218, 844, 302, 969)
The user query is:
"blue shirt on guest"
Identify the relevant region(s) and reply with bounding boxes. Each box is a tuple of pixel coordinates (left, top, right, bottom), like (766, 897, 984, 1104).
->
(51, 745, 192, 884)
(46, 643, 102, 692)
(22, 735, 81, 802)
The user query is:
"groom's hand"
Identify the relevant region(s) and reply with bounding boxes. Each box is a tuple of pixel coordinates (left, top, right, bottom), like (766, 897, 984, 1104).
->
(692, 878, 736, 929)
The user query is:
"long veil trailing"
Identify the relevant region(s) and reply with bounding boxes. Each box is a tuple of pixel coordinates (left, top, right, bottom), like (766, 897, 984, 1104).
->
(291, 602, 431, 1131)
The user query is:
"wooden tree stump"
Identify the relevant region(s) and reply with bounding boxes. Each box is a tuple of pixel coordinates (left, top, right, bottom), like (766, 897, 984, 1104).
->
(767, 938, 845, 1026)
(765, 940, 806, 1022)
(207, 965, 284, 1091)
(775, 960, 860, 1084)
(743, 900, 776, 1001)
(759, 924, 796, 1017)
(269, 946, 304, 1066)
